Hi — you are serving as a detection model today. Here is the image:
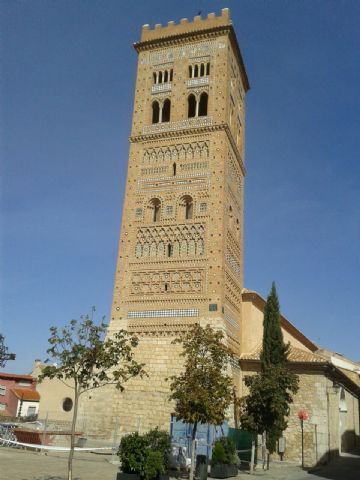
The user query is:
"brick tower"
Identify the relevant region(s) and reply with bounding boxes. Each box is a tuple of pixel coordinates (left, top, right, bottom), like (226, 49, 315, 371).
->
(85, 8, 249, 437)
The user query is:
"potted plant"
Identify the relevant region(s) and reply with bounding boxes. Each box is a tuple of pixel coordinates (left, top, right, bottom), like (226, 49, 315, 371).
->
(117, 429, 170, 480)
(210, 437, 238, 478)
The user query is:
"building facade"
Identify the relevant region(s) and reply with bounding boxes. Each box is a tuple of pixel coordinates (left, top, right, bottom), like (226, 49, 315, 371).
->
(0, 372, 40, 418)
(82, 10, 359, 465)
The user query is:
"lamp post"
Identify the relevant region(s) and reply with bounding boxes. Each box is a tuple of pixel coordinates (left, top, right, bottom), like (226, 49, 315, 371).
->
(298, 410, 309, 468)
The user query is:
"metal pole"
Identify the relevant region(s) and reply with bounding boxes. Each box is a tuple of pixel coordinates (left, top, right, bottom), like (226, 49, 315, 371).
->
(111, 417, 120, 463)
(301, 419, 304, 468)
(41, 412, 49, 454)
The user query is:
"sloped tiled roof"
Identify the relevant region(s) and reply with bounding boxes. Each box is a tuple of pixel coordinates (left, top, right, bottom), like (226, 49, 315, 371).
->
(11, 388, 40, 401)
(240, 344, 326, 364)
(337, 368, 360, 388)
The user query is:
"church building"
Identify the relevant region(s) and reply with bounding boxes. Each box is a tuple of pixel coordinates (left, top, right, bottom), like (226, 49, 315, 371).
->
(83, 9, 359, 466)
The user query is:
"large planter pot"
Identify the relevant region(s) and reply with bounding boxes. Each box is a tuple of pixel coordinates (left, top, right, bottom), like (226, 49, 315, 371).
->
(116, 473, 141, 480)
(159, 475, 169, 480)
(116, 474, 168, 480)
(210, 464, 238, 478)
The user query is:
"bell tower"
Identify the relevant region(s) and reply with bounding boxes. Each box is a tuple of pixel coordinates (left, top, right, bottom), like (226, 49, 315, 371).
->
(87, 8, 249, 436)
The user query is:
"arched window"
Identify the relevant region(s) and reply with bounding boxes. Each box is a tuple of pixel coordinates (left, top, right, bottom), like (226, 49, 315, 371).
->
(188, 66, 192, 78)
(206, 63, 210, 75)
(200, 63, 205, 76)
(188, 94, 196, 118)
(153, 72, 157, 84)
(194, 64, 199, 78)
(149, 198, 161, 222)
(170, 69, 173, 82)
(164, 70, 168, 82)
(162, 99, 171, 122)
(180, 195, 193, 220)
(173, 163, 177, 176)
(167, 243, 173, 257)
(152, 101, 160, 124)
(158, 71, 163, 83)
(339, 387, 347, 412)
(198, 92, 208, 117)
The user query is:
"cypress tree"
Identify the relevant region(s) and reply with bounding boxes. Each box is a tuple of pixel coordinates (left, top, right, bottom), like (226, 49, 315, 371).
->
(260, 281, 289, 370)
(239, 282, 299, 456)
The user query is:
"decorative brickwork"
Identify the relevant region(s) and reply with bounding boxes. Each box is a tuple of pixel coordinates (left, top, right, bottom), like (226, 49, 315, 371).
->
(83, 9, 248, 439)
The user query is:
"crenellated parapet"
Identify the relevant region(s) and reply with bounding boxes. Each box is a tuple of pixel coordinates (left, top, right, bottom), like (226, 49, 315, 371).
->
(139, 8, 231, 43)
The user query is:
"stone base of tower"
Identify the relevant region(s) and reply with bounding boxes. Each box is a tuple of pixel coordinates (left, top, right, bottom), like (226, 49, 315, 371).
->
(81, 334, 184, 439)
(81, 322, 240, 440)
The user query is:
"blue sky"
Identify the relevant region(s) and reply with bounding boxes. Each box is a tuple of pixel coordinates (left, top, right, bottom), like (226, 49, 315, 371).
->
(1, 0, 359, 373)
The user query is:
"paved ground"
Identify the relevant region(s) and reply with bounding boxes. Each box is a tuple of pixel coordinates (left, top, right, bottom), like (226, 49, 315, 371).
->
(0, 447, 359, 480)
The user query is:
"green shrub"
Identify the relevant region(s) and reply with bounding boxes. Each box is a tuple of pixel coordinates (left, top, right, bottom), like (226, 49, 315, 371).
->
(144, 428, 171, 469)
(143, 450, 165, 480)
(211, 441, 227, 466)
(118, 432, 149, 475)
(118, 429, 171, 479)
(212, 437, 237, 465)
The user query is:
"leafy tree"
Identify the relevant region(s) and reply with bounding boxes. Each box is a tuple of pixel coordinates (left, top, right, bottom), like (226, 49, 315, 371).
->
(239, 283, 299, 454)
(0, 334, 15, 368)
(38, 308, 146, 480)
(168, 324, 233, 480)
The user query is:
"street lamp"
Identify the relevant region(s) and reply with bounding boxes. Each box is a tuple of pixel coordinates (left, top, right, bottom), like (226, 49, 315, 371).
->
(297, 410, 309, 468)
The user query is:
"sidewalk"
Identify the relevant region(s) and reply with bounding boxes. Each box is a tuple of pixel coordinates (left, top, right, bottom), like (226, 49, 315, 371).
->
(0, 447, 119, 480)
(1, 446, 359, 480)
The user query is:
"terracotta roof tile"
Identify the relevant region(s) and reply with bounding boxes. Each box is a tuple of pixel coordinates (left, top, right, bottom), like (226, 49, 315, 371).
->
(240, 345, 326, 364)
(11, 388, 40, 401)
(0, 373, 34, 381)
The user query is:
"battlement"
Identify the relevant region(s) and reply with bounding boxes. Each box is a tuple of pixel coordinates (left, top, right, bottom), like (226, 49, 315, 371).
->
(140, 8, 231, 43)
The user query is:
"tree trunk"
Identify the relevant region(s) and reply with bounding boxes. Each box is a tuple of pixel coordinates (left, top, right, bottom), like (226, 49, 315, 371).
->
(189, 422, 198, 480)
(68, 387, 79, 480)
(262, 432, 266, 470)
(233, 388, 239, 429)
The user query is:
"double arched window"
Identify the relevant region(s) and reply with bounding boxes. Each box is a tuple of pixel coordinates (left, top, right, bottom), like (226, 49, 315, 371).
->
(179, 195, 193, 220)
(188, 93, 208, 118)
(148, 198, 161, 222)
(152, 99, 171, 124)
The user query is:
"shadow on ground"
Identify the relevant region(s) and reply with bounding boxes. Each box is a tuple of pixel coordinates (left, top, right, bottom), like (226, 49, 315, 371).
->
(308, 451, 360, 480)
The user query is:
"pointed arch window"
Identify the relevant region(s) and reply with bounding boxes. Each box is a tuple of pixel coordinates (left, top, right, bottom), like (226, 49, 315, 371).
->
(162, 99, 171, 123)
(188, 94, 196, 118)
(198, 92, 208, 117)
(152, 101, 160, 124)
